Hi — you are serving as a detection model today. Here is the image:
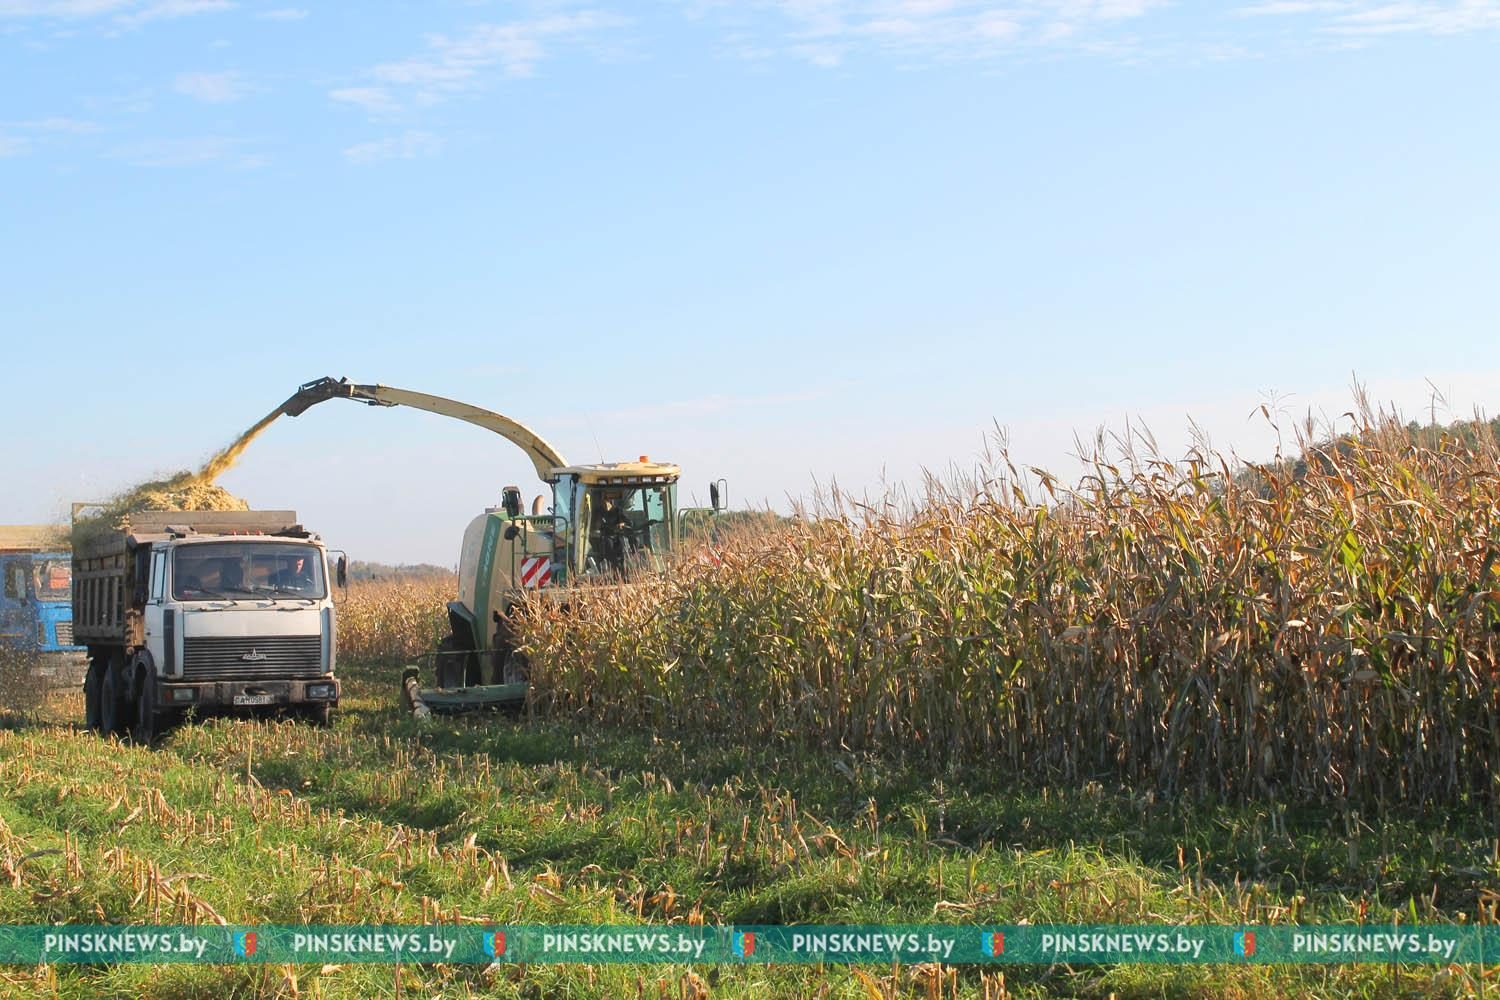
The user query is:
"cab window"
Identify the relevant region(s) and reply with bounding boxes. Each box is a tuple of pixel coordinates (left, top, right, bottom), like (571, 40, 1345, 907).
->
(4, 562, 27, 600)
(32, 559, 71, 600)
(583, 485, 673, 574)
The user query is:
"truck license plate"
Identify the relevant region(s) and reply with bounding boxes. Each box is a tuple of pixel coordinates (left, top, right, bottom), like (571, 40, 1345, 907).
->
(233, 694, 277, 706)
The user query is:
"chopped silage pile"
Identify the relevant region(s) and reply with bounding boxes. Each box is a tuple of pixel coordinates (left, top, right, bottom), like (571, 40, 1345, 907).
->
(70, 405, 282, 550)
(71, 476, 251, 550)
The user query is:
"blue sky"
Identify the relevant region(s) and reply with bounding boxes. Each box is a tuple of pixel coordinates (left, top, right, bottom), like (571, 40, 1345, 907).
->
(3, 1, 1498, 563)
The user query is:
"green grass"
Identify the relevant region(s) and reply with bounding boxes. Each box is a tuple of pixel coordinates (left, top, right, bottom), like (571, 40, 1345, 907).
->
(0, 661, 1494, 999)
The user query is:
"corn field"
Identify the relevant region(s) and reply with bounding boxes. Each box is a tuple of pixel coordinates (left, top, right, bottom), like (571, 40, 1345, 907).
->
(337, 575, 454, 665)
(516, 409, 1500, 808)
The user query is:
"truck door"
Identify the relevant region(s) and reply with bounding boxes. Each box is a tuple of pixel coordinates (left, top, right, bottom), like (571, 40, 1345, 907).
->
(1, 556, 34, 651)
(143, 547, 170, 677)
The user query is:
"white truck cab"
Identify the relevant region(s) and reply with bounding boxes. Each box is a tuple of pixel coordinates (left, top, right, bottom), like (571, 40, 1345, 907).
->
(74, 510, 339, 740)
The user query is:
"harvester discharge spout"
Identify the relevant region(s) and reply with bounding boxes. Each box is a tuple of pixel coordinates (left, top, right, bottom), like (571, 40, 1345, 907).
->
(281, 376, 397, 417)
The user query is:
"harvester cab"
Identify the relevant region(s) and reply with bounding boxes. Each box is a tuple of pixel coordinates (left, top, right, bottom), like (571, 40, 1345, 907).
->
(281, 376, 720, 715)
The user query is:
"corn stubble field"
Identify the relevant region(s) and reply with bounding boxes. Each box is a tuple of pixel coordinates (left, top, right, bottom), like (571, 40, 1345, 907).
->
(3, 409, 1499, 999)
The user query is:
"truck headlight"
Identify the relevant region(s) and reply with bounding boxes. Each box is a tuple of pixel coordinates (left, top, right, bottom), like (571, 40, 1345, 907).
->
(307, 683, 335, 699)
(170, 688, 198, 703)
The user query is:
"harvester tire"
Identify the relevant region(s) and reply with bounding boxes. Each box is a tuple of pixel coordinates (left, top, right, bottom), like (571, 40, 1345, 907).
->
(498, 650, 528, 686)
(435, 636, 464, 689)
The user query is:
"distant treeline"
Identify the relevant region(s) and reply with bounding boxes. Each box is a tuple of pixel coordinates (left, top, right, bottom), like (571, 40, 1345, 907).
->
(345, 560, 454, 581)
(1235, 413, 1499, 490)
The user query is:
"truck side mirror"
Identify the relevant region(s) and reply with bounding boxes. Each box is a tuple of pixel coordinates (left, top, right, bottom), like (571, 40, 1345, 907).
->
(336, 556, 348, 589)
(709, 482, 721, 511)
(502, 486, 522, 519)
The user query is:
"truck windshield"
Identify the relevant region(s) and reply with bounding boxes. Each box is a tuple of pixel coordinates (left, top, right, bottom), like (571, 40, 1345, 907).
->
(32, 559, 71, 601)
(173, 543, 326, 600)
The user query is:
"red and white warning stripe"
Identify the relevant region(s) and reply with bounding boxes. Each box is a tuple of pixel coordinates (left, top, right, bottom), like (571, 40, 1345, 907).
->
(520, 556, 552, 589)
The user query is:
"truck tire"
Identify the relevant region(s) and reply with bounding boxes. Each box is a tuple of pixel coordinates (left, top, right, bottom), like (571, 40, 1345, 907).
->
(99, 664, 127, 737)
(297, 702, 332, 728)
(132, 670, 164, 745)
(84, 659, 104, 733)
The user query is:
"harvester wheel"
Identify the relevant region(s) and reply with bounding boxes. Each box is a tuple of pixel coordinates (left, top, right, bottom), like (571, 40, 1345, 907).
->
(435, 636, 464, 689)
(498, 650, 529, 686)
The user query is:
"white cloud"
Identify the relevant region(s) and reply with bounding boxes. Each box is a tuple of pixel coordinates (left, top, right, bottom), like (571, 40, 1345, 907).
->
(1237, 0, 1500, 34)
(329, 86, 400, 116)
(333, 11, 624, 114)
(173, 70, 246, 102)
(111, 135, 266, 167)
(255, 6, 304, 19)
(1239, 1, 1356, 13)
(118, 0, 232, 25)
(4, 116, 100, 132)
(0, 0, 234, 22)
(720, 0, 1169, 64)
(0, 0, 132, 15)
(0, 117, 98, 156)
(343, 130, 442, 164)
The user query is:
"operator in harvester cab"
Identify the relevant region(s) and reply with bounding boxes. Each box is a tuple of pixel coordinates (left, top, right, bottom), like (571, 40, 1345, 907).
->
(596, 493, 631, 572)
(270, 553, 316, 593)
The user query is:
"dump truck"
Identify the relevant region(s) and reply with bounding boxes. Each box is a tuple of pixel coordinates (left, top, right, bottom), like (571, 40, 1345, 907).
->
(0, 525, 88, 686)
(73, 509, 341, 741)
(282, 376, 723, 714)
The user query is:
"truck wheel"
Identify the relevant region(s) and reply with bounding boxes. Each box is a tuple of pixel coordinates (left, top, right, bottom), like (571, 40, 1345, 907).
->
(84, 660, 104, 733)
(132, 672, 164, 745)
(298, 703, 332, 728)
(99, 666, 125, 737)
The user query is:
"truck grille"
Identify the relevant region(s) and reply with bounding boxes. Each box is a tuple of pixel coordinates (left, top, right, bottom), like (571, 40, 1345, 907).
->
(182, 635, 324, 680)
(54, 621, 74, 646)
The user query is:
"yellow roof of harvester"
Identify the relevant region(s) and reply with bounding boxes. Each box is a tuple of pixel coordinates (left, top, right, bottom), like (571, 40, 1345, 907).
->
(550, 458, 681, 485)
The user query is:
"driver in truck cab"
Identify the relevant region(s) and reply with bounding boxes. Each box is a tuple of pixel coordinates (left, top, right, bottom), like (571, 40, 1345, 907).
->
(271, 553, 316, 593)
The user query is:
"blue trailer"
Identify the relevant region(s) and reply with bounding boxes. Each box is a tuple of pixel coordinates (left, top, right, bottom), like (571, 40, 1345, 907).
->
(0, 526, 88, 685)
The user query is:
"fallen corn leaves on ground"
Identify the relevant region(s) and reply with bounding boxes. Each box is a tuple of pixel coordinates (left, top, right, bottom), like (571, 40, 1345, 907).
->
(0, 665, 1493, 999)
